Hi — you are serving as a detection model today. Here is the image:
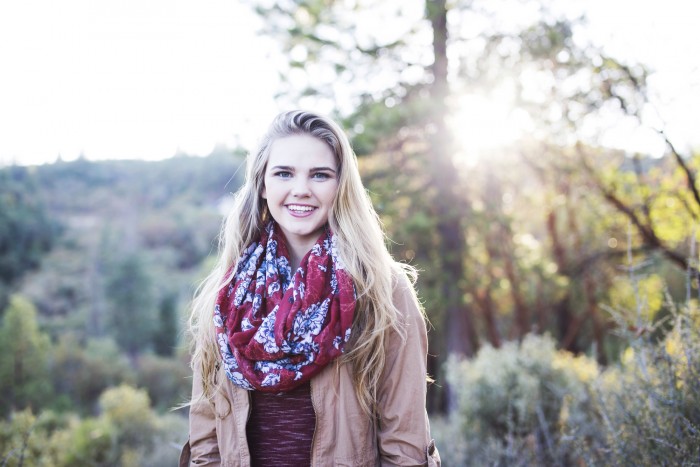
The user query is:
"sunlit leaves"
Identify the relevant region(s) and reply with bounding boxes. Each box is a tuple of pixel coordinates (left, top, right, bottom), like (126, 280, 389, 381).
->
(607, 274, 665, 322)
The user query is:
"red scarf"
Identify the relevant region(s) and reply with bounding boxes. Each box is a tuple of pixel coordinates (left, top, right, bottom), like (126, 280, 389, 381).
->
(214, 221, 356, 392)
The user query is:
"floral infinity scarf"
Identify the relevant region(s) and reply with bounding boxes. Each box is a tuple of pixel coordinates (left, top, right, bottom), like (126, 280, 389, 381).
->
(214, 221, 356, 392)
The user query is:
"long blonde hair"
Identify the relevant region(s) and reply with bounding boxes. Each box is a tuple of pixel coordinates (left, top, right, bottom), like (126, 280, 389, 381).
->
(188, 110, 412, 416)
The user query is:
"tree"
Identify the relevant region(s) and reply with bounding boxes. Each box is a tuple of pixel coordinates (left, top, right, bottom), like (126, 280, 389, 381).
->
(105, 254, 156, 356)
(0, 167, 58, 310)
(153, 293, 178, 357)
(0, 295, 51, 416)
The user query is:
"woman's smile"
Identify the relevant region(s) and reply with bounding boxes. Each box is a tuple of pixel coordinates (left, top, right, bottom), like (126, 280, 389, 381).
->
(286, 204, 317, 216)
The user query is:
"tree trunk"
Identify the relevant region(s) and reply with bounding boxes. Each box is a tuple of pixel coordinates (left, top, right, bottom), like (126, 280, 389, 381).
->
(584, 274, 607, 364)
(427, 0, 478, 412)
(427, 0, 476, 357)
(474, 284, 502, 347)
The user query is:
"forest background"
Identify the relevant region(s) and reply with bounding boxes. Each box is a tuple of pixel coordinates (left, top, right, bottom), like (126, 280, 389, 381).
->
(2, 0, 700, 465)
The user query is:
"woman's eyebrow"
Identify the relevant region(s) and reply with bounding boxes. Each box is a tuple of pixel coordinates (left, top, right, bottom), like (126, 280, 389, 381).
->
(310, 166, 337, 173)
(268, 165, 337, 173)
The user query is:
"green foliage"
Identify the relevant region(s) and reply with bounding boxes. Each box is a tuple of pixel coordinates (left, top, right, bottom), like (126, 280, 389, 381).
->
(142, 412, 188, 467)
(583, 305, 700, 465)
(0, 154, 227, 464)
(105, 253, 156, 354)
(434, 280, 700, 466)
(55, 416, 119, 467)
(439, 334, 598, 465)
(607, 273, 665, 322)
(0, 386, 186, 467)
(99, 385, 157, 448)
(49, 335, 135, 413)
(135, 353, 190, 410)
(153, 293, 179, 356)
(49, 333, 190, 415)
(0, 295, 51, 417)
(0, 409, 37, 467)
(0, 167, 58, 308)
(0, 409, 68, 467)
(19, 240, 92, 326)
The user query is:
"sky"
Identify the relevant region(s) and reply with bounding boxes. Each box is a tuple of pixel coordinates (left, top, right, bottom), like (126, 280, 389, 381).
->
(0, 0, 279, 166)
(0, 0, 698, 166)
(582, 0, 700, 157)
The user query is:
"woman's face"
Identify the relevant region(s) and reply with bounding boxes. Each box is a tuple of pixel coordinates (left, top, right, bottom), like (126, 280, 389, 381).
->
(262, 134, 339, 255)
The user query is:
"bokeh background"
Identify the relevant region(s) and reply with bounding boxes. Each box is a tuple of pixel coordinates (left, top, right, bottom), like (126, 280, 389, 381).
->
(1, 0, 699, 465)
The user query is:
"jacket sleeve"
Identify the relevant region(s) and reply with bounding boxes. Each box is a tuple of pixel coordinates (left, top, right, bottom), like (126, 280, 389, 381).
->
(184, 363, 222, 466)
(376, 274, 441, 467)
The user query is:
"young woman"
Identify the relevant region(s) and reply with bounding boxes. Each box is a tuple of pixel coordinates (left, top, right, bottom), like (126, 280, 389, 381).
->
(182, 110, 440, 466)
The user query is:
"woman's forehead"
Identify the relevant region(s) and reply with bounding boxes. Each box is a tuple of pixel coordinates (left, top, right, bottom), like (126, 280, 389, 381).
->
(267, 135, 338, 168)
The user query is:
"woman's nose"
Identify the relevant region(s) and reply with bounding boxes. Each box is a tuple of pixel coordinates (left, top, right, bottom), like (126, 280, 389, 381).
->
(291, 177, 311, 197)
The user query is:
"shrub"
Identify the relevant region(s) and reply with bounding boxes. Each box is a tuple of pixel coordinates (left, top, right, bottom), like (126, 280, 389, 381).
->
(49, 335, 135, 413)
(579, 302, 700, 465)
(99, 384, 157, 449)
(142, 412, 189, 467)
(135, 353, 191, 410)
(0, 384, 188, 467)
(0, 409, 81, 467)
(433, 291, 700, 466)
(440, 334, 600, 465)
(53, 416, 118, 467)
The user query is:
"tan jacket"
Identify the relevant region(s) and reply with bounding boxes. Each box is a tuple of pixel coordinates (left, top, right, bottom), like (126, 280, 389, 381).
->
(181, 277, 441, 467)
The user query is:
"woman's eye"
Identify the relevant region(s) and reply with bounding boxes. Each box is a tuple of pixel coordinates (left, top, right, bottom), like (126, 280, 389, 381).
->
(312, 172, 332, 180)
(275, 171, 292, 178)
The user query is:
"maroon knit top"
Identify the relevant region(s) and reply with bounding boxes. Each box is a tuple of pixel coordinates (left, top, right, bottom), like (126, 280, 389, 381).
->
(246, 381, 316, 466)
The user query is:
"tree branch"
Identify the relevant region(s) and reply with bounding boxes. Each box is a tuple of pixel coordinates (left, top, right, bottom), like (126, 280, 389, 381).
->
(578, 149, 688, 270)
(659, 130, 700, 211)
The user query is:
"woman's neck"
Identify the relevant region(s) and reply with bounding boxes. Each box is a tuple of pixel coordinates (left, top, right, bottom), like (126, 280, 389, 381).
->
(284, 229, 325, 271)
(288, 243, 311, 271)
(289, 254, 301, 272)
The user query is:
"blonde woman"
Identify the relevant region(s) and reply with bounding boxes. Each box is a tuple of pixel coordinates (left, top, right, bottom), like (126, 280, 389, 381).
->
(182, 110, 440, 466)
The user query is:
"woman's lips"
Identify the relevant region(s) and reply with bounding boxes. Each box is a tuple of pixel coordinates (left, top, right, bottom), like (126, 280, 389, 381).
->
(286, 204, 317, 217)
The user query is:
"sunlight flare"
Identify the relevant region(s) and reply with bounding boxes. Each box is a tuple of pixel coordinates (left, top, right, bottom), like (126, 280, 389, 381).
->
(449, 86, 532, 166)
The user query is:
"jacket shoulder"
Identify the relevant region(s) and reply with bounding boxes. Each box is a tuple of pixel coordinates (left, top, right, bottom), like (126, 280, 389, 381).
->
(391, 267, 426, 325)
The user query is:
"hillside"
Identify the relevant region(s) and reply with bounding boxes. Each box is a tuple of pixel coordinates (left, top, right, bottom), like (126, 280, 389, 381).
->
(10, 150, 242, 321)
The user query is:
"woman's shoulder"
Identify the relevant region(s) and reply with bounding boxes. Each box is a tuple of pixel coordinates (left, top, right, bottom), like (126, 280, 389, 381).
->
(390, 262, 417, 290)
(390, 264, 424, 321)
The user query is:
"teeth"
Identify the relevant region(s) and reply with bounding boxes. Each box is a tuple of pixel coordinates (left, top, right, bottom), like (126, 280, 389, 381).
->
(288, 205, 315, 212)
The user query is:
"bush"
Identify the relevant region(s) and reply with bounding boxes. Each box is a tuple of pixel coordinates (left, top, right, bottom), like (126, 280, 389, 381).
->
(0, 385, 187, 467)
(99, 384, 157, 449)
(581, 302, 700, 465)
(142, 412, 189, 467)
(135, 353, 191, 410)
(433, 296, 700, 466)
(50, 335, 135, 413)
(53, 415, 119, 467)
(439, 334, 599, 466)
(0, 409, 75, 467)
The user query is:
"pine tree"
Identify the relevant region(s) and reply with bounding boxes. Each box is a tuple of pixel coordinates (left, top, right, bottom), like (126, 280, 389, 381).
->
(153, 293, 178, 357)
(105, 254, 155, 356)
(0, 295, 51, 416)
